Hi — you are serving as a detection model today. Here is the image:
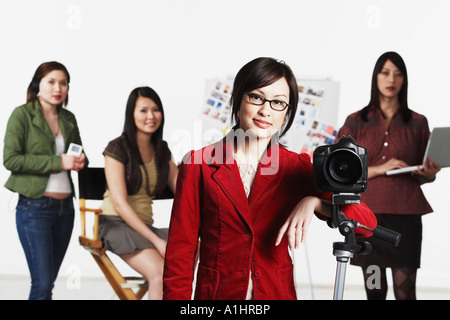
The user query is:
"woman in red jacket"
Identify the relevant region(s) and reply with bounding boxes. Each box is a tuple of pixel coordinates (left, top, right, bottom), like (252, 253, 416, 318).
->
(163, 57, 376, 300)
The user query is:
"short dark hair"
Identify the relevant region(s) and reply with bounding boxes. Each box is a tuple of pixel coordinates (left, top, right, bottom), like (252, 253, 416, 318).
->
(27, 61, 70, 107)
(362, 51, 411, 123)
(230, 57, 298, 137)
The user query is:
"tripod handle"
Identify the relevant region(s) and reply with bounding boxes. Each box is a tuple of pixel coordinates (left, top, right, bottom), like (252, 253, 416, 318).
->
(372, 225, 401, 247)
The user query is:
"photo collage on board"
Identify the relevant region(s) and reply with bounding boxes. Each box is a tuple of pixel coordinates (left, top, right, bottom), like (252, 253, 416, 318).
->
(202, 79, 232, 130)
(285, 84, 338, 157)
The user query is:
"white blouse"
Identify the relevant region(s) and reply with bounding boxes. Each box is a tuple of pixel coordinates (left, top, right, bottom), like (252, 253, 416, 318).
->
(45, 135, 72, 193)
(234, 153, 258, 198)
(234, 152, 259, 300)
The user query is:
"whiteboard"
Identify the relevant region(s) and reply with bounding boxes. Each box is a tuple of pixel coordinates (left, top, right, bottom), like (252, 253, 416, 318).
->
(282, 78, 340, 156)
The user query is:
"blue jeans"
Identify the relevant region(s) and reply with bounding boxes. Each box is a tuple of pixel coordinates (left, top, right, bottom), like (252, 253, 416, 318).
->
(15, 195, 74, 300)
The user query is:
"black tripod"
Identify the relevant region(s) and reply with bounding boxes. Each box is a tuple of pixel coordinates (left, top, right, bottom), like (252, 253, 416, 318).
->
(329, 193, 401, 300)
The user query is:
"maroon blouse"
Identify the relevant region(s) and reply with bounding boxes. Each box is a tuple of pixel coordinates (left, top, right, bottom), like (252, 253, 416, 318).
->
(337, 106, 432, 215)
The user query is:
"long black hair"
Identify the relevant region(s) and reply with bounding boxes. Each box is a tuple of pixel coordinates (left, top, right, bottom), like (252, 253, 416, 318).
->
(230, 57, 298, 137)
(361, 51, 411, 123)
(123, 86, 171, 196)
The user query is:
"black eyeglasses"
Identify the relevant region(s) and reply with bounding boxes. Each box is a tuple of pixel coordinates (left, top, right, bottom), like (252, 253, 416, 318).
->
(246, 93, 290, 112)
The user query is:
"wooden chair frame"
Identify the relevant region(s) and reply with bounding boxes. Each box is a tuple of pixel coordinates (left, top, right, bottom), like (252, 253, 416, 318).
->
(78, 167, 173, 300)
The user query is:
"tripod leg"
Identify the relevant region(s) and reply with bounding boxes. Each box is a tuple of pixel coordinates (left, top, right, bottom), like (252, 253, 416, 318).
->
(333, 261, 347, 300)
(333, 249, 353, 300)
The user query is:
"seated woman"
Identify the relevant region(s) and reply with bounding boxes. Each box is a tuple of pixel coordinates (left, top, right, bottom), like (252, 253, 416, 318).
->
(99, 86, 178, 299)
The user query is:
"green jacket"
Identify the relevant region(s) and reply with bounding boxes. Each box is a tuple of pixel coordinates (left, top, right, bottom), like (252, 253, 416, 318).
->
(3, 100, 88, 199)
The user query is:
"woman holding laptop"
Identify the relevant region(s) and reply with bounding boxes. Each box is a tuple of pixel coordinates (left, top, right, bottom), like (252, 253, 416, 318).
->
(336, 51, 440, 300)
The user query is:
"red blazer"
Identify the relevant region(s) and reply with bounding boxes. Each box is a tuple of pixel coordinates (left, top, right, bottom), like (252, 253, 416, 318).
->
(163, 137, 376, 300)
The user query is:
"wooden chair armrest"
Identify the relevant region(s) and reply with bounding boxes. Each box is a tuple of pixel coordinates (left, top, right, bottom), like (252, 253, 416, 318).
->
(79, 199, 102, 241)
(79, 235, 104, 251)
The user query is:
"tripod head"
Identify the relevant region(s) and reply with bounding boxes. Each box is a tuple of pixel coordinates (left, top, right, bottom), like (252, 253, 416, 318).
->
(329, 192, 401, 300)
(329, 193, 373, 257)
(329, 192, 401, 250)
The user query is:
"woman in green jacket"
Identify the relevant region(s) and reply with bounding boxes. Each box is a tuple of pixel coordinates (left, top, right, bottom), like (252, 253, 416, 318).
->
(3, 61, 87, 300)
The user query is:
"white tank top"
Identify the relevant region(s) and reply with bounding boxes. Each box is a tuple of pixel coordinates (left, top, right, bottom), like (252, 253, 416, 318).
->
(45, 136, 72, 193)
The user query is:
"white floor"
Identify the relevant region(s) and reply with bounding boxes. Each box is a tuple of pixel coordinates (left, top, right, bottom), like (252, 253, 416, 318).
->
(1, 275, 450, 300)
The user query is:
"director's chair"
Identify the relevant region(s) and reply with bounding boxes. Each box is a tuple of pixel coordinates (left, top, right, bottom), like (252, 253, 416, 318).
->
(78, 167, 173, 300)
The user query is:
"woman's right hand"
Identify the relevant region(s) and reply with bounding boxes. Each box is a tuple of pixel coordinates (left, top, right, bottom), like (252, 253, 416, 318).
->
(151, 237, 167, 258)
(369, 158, 409, 178)
(61, 153, 85, 171)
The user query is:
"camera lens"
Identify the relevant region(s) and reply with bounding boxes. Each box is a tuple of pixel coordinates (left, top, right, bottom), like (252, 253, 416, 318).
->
(326, 149, 362, 185)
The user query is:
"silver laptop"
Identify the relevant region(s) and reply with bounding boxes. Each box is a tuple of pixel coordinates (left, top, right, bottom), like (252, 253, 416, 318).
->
(386, 127, 450, 176)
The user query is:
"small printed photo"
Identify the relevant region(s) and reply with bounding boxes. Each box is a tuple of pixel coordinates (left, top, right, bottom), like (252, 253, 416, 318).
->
(306, 86, 324, 97)
(324, 136, 335, 144)
(325, 125, 335, 135)
(207, 98, 215, 106)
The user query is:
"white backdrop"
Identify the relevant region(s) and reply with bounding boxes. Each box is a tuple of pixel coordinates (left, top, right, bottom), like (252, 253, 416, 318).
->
(1, 0, 450, 298)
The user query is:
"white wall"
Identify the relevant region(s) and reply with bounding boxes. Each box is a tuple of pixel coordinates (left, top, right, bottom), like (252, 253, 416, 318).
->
(1, 0, 450, 297)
